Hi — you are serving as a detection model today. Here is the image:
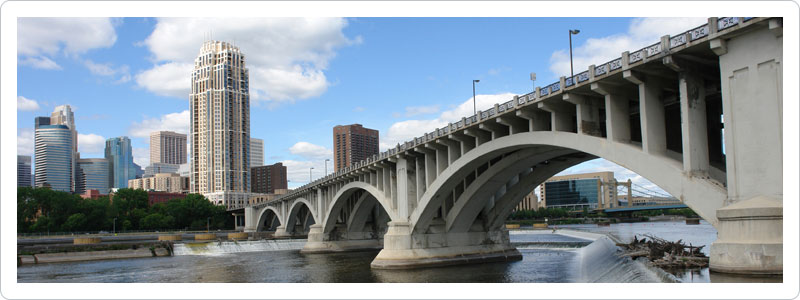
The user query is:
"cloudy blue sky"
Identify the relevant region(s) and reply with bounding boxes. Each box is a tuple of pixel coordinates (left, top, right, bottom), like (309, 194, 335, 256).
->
(16, 17, 707, 192)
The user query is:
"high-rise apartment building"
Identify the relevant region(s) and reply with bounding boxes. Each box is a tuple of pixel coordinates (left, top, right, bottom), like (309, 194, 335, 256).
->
(251, 162, 287, 194)
(250, 138, 264, 167)
(76, 158, 110, 194)
(190, 40, 251, 209)
(105, 137, 136, 188)
(333, 124, 379, 172)
(150, 131, 187, 165)
(18, 155, 32, 187)
(34, 122, 73, 192)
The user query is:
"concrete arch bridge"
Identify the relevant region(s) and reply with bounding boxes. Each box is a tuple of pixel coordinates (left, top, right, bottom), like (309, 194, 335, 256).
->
(239, 17, 782, 274)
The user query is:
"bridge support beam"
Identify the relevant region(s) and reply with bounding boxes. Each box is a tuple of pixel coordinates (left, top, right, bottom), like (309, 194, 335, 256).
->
(708, 21, 782, 275)
(371, 222, 521, 269)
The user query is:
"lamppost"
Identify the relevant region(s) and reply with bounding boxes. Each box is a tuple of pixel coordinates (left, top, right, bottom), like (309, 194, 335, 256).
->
(207, 217, 211, 233)
(569, 29, 580, 80)
(309, 167, 314, 182)
(472, 79, 480, 115)
(529, 72, 537, 92)
(113, 217, 117, 235)
(325, 159, 330, 176)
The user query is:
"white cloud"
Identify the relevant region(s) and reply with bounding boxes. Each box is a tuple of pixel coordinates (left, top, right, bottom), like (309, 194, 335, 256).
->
(132, 147, 150, 168)
(84, 59, 131, 83)
(129, 110, 190, 138)
(282, 159, 332, 187)
(401, 105, 440, 118)
(135, 62, 193, 98)
(381, 93, 517, 150)
(549, 17, 707, 78)
(77, 133, 105, 154)
(353, 106, 366, 112)
(17, 18, 117, 69)
(17, 96, 40, 111)
(17, 128, 35, 156)
(289, 142, 332, 160)
(19, 56, 61, 70)
(137, 18, 358, 104)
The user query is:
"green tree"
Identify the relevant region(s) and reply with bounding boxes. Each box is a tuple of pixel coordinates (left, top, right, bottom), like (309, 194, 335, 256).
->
(62, 213, 87, 232)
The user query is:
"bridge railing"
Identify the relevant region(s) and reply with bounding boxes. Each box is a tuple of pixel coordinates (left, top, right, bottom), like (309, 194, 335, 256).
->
(259, 17, 758, 207)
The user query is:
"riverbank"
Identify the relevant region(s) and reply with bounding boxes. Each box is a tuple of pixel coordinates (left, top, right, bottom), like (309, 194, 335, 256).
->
(17, 231, 278, 265)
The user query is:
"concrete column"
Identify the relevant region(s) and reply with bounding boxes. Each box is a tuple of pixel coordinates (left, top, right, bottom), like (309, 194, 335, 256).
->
(395, 156, 413, 220)
(317, 189, 324, 226)
(710, 22, 783, 275)
(624, 71, 666, 154)
(538, 101, 575, 133)
(592, 82, 631, 143)
(516, 109, 550, 131)
(678, 70, 709, 175)
(563, 93, 602, 136)
(243, 207, 257, 232)
(415, 155, 426, 201)
(424, 149, 437, 186)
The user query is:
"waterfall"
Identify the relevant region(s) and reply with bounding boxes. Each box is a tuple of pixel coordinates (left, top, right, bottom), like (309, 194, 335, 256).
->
(173, 239, 307, 256)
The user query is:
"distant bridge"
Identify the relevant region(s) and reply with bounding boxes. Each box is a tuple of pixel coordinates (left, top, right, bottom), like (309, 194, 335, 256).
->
(236, 17, 782, 274)
(604, 204, 689, 213)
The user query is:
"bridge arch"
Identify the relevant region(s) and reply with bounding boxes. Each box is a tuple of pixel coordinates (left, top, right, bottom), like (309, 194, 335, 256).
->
(285, 198, 317, 234)
(322, 181, 399, 234)
(255, 206, 283, 232)
(409, 131, 727, 234)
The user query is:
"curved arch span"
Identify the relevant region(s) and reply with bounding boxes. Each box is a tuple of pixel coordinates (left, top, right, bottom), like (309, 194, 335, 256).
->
(322, 182, 399, 233)
(285, 198, 318, 231)
(255, 206, 283, 232)
(410, 131, 727, 231)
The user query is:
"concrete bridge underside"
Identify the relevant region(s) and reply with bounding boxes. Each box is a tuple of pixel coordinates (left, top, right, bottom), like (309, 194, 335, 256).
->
(242, 17, 783, 274)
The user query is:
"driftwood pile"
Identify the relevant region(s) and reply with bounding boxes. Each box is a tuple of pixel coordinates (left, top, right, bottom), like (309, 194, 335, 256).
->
(617, 235, 709, 268)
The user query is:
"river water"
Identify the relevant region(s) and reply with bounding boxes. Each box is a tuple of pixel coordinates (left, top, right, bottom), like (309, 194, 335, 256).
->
(16, 220, 780, 283)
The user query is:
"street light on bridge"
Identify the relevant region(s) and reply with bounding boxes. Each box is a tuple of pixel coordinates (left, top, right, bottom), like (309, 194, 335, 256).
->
(309, 167, 314, 182)
(530, 72, 536, 92)
(569, 29, 580, 80)
(472, 79, 480, 115)
(325, 159, 330, 176)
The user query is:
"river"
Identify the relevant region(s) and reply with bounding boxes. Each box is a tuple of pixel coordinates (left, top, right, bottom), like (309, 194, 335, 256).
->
(16, 220, 780, 283)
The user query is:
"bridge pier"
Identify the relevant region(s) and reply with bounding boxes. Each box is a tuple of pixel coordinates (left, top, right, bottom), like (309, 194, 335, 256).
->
(301, 224, 383, 253)
(370, 222, 521, 269)
(710, 196, 782, 274)
(708, 19, 783, 275)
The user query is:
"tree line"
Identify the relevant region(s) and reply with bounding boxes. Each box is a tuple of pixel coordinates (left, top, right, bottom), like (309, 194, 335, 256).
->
(17, 187, 233, 234)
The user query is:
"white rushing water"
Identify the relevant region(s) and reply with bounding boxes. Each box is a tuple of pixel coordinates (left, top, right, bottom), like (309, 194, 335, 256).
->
(173, 239, 307, 256)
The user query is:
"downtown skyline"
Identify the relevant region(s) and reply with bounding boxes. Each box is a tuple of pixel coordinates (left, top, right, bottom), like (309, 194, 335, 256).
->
(16, 17, 709, 191)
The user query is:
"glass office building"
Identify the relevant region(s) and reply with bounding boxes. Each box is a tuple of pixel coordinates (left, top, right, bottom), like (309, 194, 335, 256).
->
(542, 178, 601, 209)
(76, 158, 111, 194)
(34, 125, 74, 192)
(105, 137, 136, 188)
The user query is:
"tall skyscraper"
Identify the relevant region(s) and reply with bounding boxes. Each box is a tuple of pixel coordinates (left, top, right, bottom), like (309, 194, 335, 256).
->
(251, 162, 287, 194)
(150, 131, 187, 165)
(105, 136, 136, 188)
(76, 158, 110, 194)
(250, 138, 263, 167)
(34, 121, 74, 192)
(45, 105, 79, 191)
(190, 40, 251, 209)
(51, 105, 77, 152)
(333, 124, 379, 171)
(17, 155, 32, 187)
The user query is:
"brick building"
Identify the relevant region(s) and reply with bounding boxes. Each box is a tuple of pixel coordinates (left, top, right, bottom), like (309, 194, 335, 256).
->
(333, 124, 379, 172)
(251, 162, 287, 194)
